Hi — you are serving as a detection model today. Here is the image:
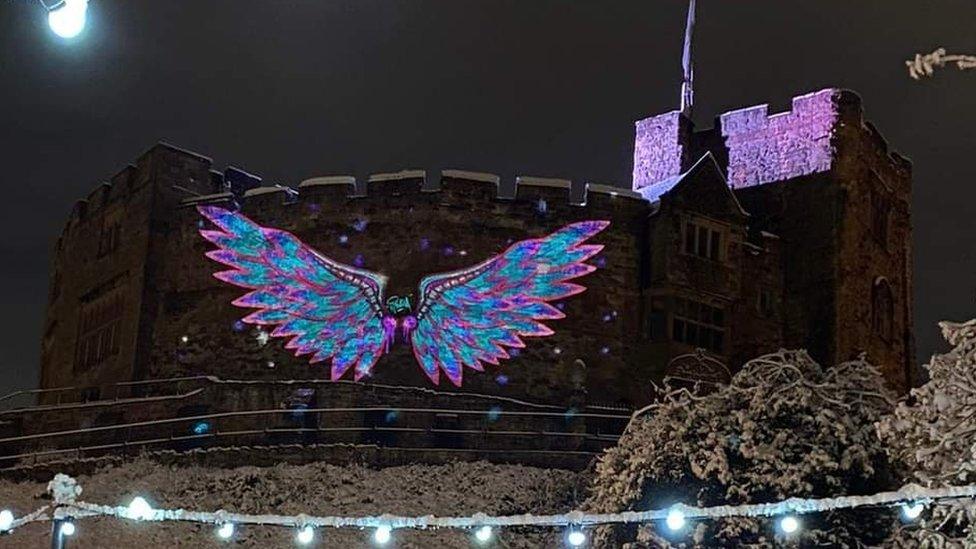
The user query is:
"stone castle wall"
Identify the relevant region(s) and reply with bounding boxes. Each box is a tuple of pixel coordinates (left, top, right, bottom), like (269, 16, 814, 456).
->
(39, 83, 915, 410)
(145, 167, 652, 410)
(631, 87, 914, 388)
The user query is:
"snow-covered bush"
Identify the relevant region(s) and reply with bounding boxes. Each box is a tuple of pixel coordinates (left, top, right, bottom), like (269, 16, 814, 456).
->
(880, 319, 976, 547)
(586, 350, 897, 548)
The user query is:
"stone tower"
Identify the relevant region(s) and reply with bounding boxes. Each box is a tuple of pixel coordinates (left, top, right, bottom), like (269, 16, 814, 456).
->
(633, 88, 915, 389)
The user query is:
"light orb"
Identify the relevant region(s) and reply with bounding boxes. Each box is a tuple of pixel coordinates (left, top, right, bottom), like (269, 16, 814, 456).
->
(60, 521, 76, 537)
(48, 0, 89, 39)
(295, 525, 314, 545)
(474, 525, 493, 543)
(567, 528, 586, 546)
(902, 502, 925, 520)
(217, 522, 234, 539)
(0, 510, 13, 531)
(127, 496, 153, 520)
(374, 525, 392, 544)
(666, 508, 686, 531)
(779, 515, 800, 534)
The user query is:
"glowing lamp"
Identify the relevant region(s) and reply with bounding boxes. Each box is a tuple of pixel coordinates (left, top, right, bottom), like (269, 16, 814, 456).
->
(48, 0, 88, 39)
(0, 510, 13, 531)
(126, 496, 154, 520)
(374, 525, 392, 544)
(567, 528, 586, 546)
(217, 523, 234, 539)
(60, 520, 76, 536)
(474, 525, 492, 543)
(902, 502, 924, 520)
(665, 508, 686, 531)
(296, 525, 314, 544)
(779, 515, 800, 534)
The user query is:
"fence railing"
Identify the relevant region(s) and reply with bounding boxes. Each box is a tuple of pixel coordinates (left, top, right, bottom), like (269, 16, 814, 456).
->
(0, 405, 632, 470)
(0, 375, 633, 413)
(0, 376, 210, 412)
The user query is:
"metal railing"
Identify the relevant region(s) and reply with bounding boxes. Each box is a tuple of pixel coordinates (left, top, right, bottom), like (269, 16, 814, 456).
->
(0, 376, 208, 412)
(0, 405, 631, 469)
(0, 375, 633, 413)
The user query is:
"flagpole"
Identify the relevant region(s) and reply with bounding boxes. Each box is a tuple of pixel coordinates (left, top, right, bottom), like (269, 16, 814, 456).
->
(680, 0, 696, 117)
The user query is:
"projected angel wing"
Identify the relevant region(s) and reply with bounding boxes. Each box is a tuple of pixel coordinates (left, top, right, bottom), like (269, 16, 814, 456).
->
(198, 206, 389, 381)
(409, 221, 610, 386)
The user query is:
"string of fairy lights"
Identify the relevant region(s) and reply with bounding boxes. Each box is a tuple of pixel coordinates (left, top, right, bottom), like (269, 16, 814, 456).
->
(2, 475, 975, 546)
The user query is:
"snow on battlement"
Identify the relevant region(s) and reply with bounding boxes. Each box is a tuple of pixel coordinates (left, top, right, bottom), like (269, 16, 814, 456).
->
(181, 169, 644, 209)
(64, 140, 652, 237)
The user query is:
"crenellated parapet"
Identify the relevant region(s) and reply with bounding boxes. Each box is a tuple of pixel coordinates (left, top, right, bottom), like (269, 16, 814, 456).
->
(719, 88, 843, 189)
(632, 88, 911, 193)
(180, 167, 645, 211)
(62, 139, 653, 243)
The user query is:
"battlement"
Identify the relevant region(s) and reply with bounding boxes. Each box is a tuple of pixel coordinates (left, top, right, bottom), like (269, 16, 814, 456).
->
(633, 87, 910, 193)
(719, 88, 845, 189)
(64, 142, 218, 226)
(182, 167, 644, 209)
(63, 141, 648, 235)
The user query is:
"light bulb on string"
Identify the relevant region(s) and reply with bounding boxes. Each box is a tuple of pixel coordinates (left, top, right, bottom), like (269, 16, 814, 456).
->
(0, 510, 13, 531)
(566, 527, 586, 546)
(374, 525, 392, 544)
(779, 515, 800, 535)
(295, 525, 314, 545)
(216, 522, 234, 539)
(666, 508, 686, 531)
(474, 525, 493, 543)
(902, 502, 925, 520)
(60, 520, 76, 537)
(126, 496, 154, 520)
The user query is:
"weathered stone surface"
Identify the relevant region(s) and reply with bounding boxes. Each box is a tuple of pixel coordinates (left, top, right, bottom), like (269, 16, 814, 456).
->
(24, 87, 913, 467)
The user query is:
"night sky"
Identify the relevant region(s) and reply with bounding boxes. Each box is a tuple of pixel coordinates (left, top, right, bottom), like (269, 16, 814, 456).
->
(0, 1, 973, 397)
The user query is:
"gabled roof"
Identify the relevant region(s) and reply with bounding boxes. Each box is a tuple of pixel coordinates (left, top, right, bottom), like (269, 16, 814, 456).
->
(638, 170, 686, 203)
(642, 152, 748, 218)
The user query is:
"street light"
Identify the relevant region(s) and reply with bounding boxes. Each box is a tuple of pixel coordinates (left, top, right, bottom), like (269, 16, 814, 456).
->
(45, 0, 89, 39)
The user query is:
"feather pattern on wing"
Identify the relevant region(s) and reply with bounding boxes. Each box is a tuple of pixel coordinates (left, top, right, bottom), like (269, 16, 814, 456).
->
(409, 221, 610, 386)
(198, 206, 388, 381)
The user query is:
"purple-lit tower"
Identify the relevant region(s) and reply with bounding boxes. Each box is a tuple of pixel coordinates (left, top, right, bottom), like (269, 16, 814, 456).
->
(633, 88, 915, 389)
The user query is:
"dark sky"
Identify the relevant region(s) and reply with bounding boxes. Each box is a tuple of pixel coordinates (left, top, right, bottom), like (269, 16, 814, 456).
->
(1, 1, 973, 397)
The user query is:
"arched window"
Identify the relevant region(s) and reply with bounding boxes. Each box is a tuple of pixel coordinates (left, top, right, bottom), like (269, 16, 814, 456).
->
(871, 278, 894, 341)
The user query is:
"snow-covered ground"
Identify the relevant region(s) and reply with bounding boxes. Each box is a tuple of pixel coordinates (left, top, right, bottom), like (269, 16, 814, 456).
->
(4, 318, 975, 548)
(0, 459, 586, 548)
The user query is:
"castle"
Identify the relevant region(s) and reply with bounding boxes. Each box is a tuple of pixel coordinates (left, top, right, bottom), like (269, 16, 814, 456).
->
(0, 88, 913, 471)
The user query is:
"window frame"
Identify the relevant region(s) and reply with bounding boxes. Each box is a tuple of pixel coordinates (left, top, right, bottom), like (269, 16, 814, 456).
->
(74, 289, 125, 373)
(682, 216, 727, 263)
(671, 297, 726, 354)
(871, 278, 895, 342)
(757, 287, 776, 318)
(96, 214, 123, 259)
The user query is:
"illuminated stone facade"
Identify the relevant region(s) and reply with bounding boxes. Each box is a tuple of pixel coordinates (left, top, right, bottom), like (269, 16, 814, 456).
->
(633, 88, 914, 390)
(8, 88, 913, 469)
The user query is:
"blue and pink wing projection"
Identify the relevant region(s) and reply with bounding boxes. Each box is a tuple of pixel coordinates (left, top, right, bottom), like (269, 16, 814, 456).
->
(198, 206, 389, 381)
(199, 205, 609, 386)
(410, 221, 610, 386)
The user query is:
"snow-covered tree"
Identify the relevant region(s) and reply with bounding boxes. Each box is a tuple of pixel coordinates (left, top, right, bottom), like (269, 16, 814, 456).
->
(880, 319, 976, 547)
(586, 350, 897, 547)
